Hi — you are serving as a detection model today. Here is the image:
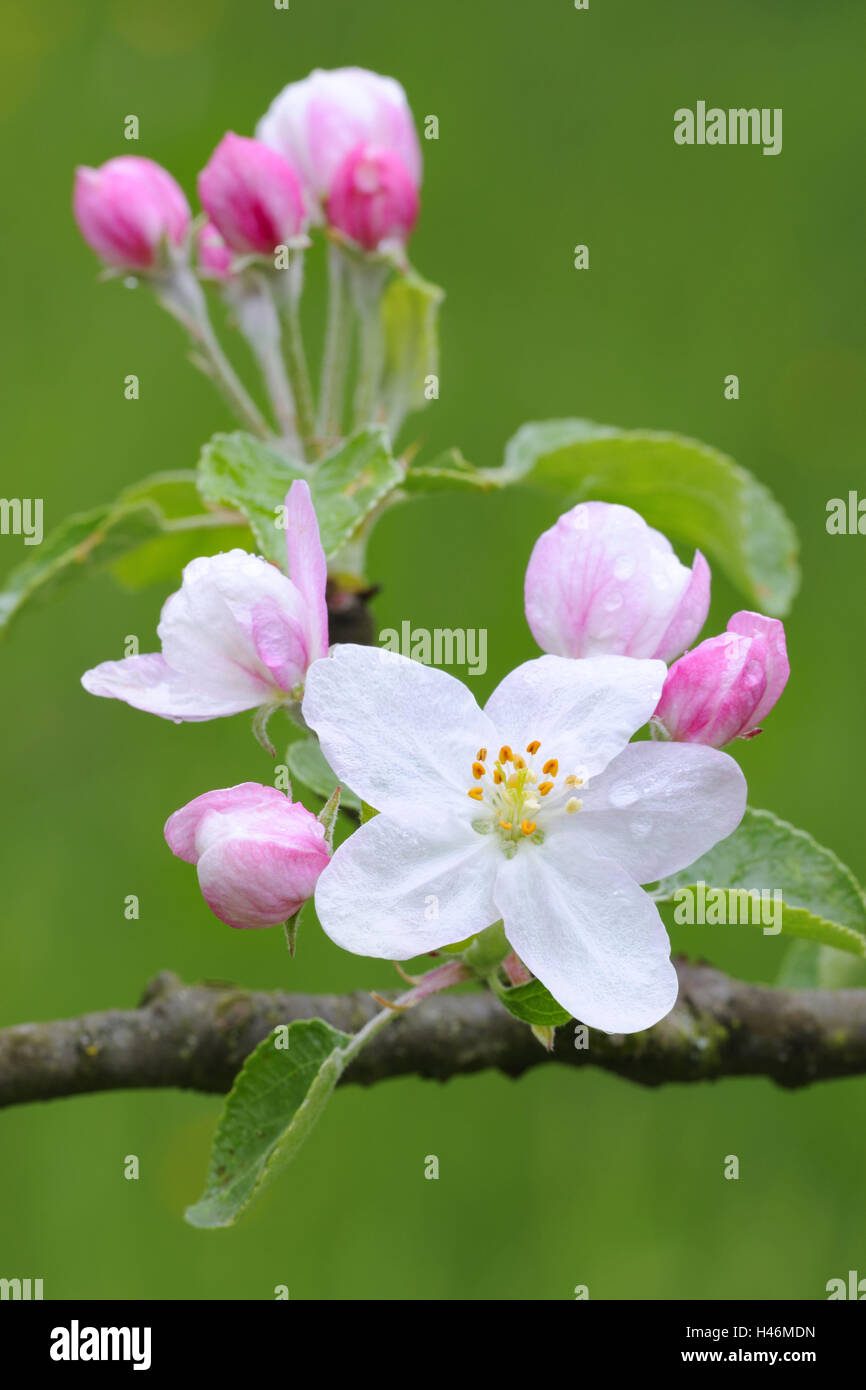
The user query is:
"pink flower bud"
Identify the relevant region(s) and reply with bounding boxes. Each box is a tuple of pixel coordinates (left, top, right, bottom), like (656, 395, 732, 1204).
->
(256, 66, 422, 213)
(197, 133, 307, 257)
(652, 611, 789, 747)
(524, 501, 711, 661)
(73, 156, 190, 270)
(326, 143, 419, 252)
(197, 220, 235, 281)
(165, 783, 330, 929)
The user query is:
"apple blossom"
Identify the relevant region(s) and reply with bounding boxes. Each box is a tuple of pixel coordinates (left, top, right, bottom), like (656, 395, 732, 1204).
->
(81, 480, 328, 722)
(652, 611, 790, 747)
(302, 645, 746, 1033)
(524, 500, 710, 662)
(256, 66, 422, 213)
(197, 133, 307, 257)
(73, 156, 191, 270)
(326, 143, 419, 252)
(197, 220, 235, 281)
(165, 783, 330, 929)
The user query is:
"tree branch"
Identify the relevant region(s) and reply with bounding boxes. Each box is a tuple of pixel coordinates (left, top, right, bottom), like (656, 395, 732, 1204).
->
(2, 960, 866, 1108)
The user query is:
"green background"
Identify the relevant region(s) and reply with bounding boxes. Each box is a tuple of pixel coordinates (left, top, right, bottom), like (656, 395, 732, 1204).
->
(1, 0, 864, 1299)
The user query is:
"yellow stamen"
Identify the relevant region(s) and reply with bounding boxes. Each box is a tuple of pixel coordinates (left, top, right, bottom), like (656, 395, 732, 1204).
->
(542, 758, 559, 776)
(526, 740, 541, 755)
(493, 768, 503, 785)
(565, 797, 583, 814)
(472, 761, 486, 779)
(521, 820, 537, 835)
(538, 781, 554, 796)
(476, 747, 487, 762)
(499, 818, 513, 830)
(512, 754, 526, 770)
(565, 774, 584, 787)
(467, 787, 483, 801)
(499, 745, 513, 763)
(507, 773, 520, 789)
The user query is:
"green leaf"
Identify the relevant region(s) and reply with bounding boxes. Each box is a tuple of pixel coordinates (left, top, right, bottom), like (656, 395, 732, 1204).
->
(492, 419, 799, 615)
(493, 977, 572, 1027)
(285, 737, 361, 813)
(0, 473, 243, 637)
(654, 808, 866, 969)
(197, 433, 304, 566)
(402, 448, 494, 493)
(196, 427, 403, 563)
(311, 427, 403, 556)
(185, 1018, 351, 1229)
(380, 269, 444, 437)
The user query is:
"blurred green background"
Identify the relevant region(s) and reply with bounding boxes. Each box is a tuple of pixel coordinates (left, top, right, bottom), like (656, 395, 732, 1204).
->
(1, 0, 864, 1300)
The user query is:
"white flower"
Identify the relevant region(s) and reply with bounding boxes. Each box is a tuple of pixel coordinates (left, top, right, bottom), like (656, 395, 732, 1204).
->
(302, 646, 747, 1033)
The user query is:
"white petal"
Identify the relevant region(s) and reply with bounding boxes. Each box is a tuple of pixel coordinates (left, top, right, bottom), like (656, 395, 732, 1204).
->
(483, 654, 666, 780)
(81, 653, 262, 721)
(314, 812, 499, 958)
(494, 837, 678, 1033)
(575, 741, 747, 882)
(302, 645, 497, 821)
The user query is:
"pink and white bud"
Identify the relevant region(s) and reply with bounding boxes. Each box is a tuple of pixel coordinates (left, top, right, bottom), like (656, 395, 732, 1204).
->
(165, 783, 330, 929)
(524, 501, 711, 661)
(73, 156, 190, 270)
(652, 611, 789, 747)
(197, 220, 235, 281)
(326, 143, 419, 252)
(82, 480, 329, 722)
(256, 66, 422, 214)
(197, 133, 307, 257)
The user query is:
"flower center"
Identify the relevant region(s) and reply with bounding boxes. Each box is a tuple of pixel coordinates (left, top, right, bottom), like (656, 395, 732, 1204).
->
(466, 740, 584, 856)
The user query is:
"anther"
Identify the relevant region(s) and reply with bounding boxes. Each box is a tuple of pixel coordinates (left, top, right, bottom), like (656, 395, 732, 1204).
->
(526, 740, 541, 755)
(512, 754, 526, 770)
(499, 818, 513, 830)
(493, 769, 503, 785)
(472, 761, 486, 779)
(467, 787, 483, 801)
(565, 774, 583, 787)
(506, 773, 520, 789)
(538, 781, 554, 796)
(521, 820, 536, 835)
(565, 797, 582, 814)
(499, 745, 513, 763)
(542, 758, 559, 776)
(476, 747, 488, 762)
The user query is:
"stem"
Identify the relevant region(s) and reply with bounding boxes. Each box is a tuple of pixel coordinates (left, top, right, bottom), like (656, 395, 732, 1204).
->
(317, 242, 351, 450)
(350, 261, 389, 431)
(154, 267, 271, 439)
(338, 959, 471, 1068)
(231, 275, 300, 453)
(271, 253, 318, 461)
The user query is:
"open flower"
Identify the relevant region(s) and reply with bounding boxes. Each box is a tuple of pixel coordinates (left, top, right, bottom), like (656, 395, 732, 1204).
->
(525, 501, 710, 661)
(302, 646, 746, 1033)
(256, 66, 422, 214)
(81, 480, 328, 721)
(165, 783, 330, 928)
(652, 611, 789, 747)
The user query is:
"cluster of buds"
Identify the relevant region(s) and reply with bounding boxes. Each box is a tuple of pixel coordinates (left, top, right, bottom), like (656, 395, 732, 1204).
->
(524, 501, 790, 748)
(73, 67, 424, 458)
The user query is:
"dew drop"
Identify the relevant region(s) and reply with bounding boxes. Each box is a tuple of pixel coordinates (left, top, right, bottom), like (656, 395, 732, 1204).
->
(609, 780, 639, 808)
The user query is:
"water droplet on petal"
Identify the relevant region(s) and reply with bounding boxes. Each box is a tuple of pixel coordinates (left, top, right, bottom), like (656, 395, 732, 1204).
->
(609, 780, 639, 808)
(613, 554, 636, 581)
